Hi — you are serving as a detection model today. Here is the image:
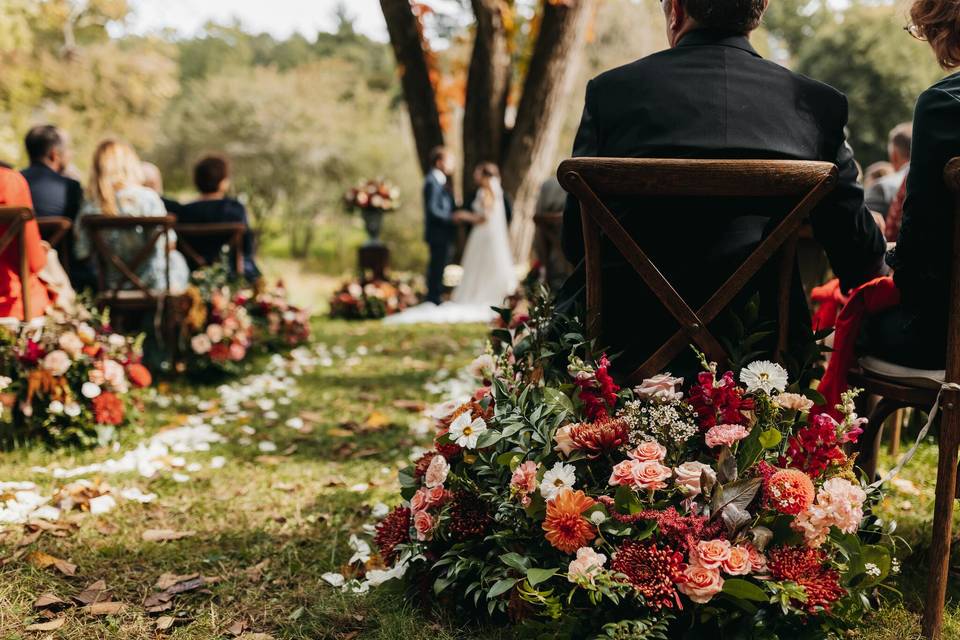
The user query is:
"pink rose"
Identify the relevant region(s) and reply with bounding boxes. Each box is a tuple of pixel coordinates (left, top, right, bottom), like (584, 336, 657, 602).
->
(694, 539, 732, 570)
(679, 564, 724, 604)
(673, 461, 716, 496)
(744, 543, 768, 574)
(511, 460, 538, 496)
(567, 547, 607, 585)
(229, 343, 247, 362)
(634, 374, 683, 402)
(414, 510, 434, 541)
(722, 545, 752, 576)
(632, 460, 673, 490)
(424, 454, 450, 488)
(410, 488, 429, 513)
(609, 459, 640, 487)
(42, 350, 72, 377)
(704, 423, 750, 448)
(554, 425, 576, 456)
(628, 440, 667, 462)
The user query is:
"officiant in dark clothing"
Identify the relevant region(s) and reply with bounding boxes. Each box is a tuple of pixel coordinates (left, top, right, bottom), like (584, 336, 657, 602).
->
(21, 125, 83, 220)
(179, 154, 261, 282)
(558, 0, 887, 374)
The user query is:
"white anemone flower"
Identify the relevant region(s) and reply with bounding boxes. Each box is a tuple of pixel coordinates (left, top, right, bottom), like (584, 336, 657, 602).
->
(540, 462, 577, 501)
(739, 360, 789, 394)
(448, 411, 487, 449)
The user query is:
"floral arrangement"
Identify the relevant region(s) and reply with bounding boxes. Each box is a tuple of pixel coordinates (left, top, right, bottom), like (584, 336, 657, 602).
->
(241, 280, 310, 349)
(344, 179, 401, 213)
(181, 271, 254, 377)
(0, 312, 150, 447)
(329, 276, 421, 320)
(336, 297, 897, 638)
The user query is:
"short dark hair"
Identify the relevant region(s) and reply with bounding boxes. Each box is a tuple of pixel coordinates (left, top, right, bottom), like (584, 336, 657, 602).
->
(889, 122, 913, 158)
(24, 125, 63, 163)
(194, 154, 230, 194)
(681, 0, 766, 33)
(429, 146, 449, 168)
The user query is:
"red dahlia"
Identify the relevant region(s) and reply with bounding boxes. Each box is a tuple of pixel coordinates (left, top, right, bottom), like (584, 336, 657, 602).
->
(611, 540, 687, 610)
(768, 546, 845, 613)
(91, 392, 125, 425)
(448, 491, 491, 540)
(568, 417, 630, 456)
(374, 506, 411, 564)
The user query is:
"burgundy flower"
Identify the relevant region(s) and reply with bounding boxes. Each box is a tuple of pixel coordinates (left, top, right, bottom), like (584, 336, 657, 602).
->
(375, 506, 411, 564)
(611, 540, 687, 610)
(687, 371, 754, 429)
(768, 546, 845, 613)
(448, 491, 491, 541)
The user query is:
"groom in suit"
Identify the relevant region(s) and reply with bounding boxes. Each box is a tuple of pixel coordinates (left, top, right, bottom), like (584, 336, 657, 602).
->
(423, 147, 463, 305)
(559, 0, 887, 372)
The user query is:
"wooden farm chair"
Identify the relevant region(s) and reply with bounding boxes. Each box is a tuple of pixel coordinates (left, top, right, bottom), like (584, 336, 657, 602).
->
(557, 158, 838, 384)
(0, 206, 35, 318)
(37, 216, 72, 273)
(174, 222, 246, 275)
(850, 157, 960, 640)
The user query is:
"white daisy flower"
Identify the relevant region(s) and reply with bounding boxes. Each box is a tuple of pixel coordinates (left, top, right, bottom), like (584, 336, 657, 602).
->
(448, 411, 487, 449)
(540, 462, 577, 501)
(739, 360, 789, 394)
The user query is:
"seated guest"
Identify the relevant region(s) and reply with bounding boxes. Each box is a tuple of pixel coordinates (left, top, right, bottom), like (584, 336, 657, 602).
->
(860, 1, 960, 369)
(141, 162, 183, 215)
(178, 154, 261, 281)
(74, 140, 190, 293)
(0, 167, 52, 319)
(559, 0, 886, 374)
(864, 122, 912, 217)
(20, 125, 83, 220)
(863, 161, 894, 189)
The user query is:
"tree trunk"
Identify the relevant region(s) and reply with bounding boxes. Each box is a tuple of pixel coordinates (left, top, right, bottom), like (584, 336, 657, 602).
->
(461, 0, 512, 197)
(380, 0, 445, 174)
(502, 0, 596, 263)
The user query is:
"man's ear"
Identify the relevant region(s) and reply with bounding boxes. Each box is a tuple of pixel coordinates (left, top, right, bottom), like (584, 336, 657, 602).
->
(669, 0, 685, 31)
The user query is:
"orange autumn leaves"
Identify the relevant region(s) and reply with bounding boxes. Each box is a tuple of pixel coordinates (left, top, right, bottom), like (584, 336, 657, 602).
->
(542, 489, 596, 553)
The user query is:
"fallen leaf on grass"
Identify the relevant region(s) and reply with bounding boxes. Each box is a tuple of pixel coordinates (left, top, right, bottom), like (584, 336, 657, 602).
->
(227, 620, 248, 636)
(362, 411, 391, 430)
(144, 574, 212, 612)
(237, 634, 275, 640)
(74, 579, 110, 605)
(255, 456, 287, 465)
(16, 530, 42, 547)
(94, 520, 119, 536)
(142, 529, 195, 542)
(33, 593, 66, 609)
(244, 560, 270, 583)
(25, 617, 65, 631)
(326, 427, 355, 438)
(27, 551, 76, 576)
(156, 616, 176, 630)
(271, 482, 297, 492)
(1, 547, 28, 565)
(82, 601, 127, 615)
(392, 399, 426, 412)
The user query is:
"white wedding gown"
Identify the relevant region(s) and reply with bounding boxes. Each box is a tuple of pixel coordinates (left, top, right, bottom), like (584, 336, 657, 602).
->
(385, 179, 517, 325)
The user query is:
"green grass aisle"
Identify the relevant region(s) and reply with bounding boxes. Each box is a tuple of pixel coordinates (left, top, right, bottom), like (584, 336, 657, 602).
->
(0, 318, 957, 639)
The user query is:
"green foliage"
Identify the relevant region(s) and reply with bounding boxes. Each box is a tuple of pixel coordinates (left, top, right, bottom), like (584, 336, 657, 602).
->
(596, 616, 674, 640)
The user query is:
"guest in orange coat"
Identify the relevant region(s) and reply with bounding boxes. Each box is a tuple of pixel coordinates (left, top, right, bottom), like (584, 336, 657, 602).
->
(0, 167, 51, 320)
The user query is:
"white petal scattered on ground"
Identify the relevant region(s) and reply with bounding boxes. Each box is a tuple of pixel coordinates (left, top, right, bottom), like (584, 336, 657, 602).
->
(120, 487, 157, 503)
(371, 502, 390, 518)
(186, 463, 202, 473)
(241, 426, 257, 436)
(210, 456, 226, 469)
(890, 478, 921, 495)
(349, 483, 369, 493)
(172, 473, 191, 483)
(258, 441, 277, 453)
(264, 411, 280, 421)
(285, 417, 304, 430)
(88, 495, 117, 515)
(348, 535, 371, 565)
(321, 572, 345, 587)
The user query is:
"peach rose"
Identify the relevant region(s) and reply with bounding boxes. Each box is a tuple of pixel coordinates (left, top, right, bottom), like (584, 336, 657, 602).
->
(774, 392, 814, 412)
(410, 488, 429, 513)
(628, 440, 667, 462)
(609, 459, 640, 487)
(634, 373, 683, 402)
(679, 564, 724, 604)
(744, 543, 768, 574)
(42, 350, 71, 377)
(632, 460, 673, 490)
(694, 539, 732, 570)
(722, 545, 752, 576)
(58, 332, 84, 358)
(424, 454, 450, 488)
(673, 461, 716, 496)
(414, 510, 434, 541)
(554, 425, 576, 456)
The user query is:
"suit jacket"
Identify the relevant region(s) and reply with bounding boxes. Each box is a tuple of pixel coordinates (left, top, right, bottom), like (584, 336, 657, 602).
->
(20, 163, 83, 220)
(423, 170, 456, 244)
(560, 29, 886, 371)
(178, 197, 261, 281)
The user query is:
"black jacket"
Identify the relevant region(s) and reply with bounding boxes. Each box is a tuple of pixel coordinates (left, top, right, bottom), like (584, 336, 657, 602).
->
(21, 163, 83, 220)
(423, 171, 457, 245)
(559, 29, 886, 370)
(178, 198, 261, 281)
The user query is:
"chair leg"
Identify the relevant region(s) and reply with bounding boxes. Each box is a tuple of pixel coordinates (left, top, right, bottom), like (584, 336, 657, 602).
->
(922, 390, 960, 640)
(856, 397, 902, 483)
(888, 410, 904, 457)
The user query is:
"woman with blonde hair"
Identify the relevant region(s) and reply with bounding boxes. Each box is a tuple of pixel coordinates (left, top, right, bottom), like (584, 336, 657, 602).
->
(74, 140, 189, 292)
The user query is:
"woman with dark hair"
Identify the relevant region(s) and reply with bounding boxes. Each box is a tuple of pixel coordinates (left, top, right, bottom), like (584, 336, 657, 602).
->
(178, 155, 261, 282)
(860, 0, 960, 367)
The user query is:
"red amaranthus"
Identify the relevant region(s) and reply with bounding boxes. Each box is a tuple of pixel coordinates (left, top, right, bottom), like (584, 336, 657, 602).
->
(768, 546, 845, 613)
(687, 370, 754, 429)
(611, 541, 687, 610)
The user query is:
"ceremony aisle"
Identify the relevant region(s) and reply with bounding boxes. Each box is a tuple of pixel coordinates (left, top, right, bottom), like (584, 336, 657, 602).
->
(0, 317, 956, 639)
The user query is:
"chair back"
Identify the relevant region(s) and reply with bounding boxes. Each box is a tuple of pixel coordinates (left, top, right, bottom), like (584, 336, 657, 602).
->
(0, 206, 35, 317)
(943, 158, 960, 385)
(82, 214, 177, 302)
(558, 157, 838, 383)
(174, 222, 246, 274)
(37, 216, 73, 273)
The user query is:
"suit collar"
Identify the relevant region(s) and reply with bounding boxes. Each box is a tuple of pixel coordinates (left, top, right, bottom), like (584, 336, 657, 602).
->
(677, 29, 760, 57)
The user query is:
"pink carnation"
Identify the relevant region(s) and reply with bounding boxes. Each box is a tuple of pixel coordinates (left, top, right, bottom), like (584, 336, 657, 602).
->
(424, 454, 450, 488)
(511, 461, 539, 496)
(792, 477, 866, 547)
(705, 423, 750, 448)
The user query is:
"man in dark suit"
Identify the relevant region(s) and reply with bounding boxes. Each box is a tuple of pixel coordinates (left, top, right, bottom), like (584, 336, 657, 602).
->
(423, 147, 465, 305)
(559, 0, 887, 373)
(21, 125, 83, 220)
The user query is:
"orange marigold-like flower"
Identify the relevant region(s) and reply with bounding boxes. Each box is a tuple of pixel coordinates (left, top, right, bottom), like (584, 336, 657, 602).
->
(765, 469, 815, 515)
(91, 392, 124, 426)
(542, 489, 596, 554)
(568, 418, 630, 456)
(126, 363, 152, 388)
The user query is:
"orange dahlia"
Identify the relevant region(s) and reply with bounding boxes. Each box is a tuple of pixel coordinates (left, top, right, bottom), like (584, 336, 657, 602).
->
(568, 418, 630, 456)
(765, 469, 815, 515)
(542, 489, 596, 554)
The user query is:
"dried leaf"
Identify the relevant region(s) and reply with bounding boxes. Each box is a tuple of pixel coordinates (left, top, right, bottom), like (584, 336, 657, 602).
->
(156, 616, 176, 630)
(25, 617, 65, 631)
(227, 620, 248, 636)
(74, 579, 109, 605)
(83, 601, 127, 615)
(237, 634, 275, 640)
(27, 551, 76, 576)
(271, 483, 297, 492)
(244, 560, 270, 583)
(33, 593, 66, 609)
(94, 521, 119, 536)
(255, 456, 287, 465)
(155, 573, 199, 591)
(392, 399, 426, 412)
(142, 529, 195, 542)
(362, 411, 391, 430)
(326, 428, 355, 438)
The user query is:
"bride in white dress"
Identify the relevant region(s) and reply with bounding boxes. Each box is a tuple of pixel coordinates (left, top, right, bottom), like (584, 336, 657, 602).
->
(386, 163, 517, 324)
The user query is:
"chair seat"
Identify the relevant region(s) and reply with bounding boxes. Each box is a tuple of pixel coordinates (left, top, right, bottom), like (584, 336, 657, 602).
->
(858, 355, 945, 390)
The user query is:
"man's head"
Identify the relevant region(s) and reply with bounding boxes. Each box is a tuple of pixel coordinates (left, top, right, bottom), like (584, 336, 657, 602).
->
(429, 146, 456, 176)
(660, 0, 768, 47)
(887, 122, 912, 170)
(194, 154, 231, 195)
(25, 125, 71, 172)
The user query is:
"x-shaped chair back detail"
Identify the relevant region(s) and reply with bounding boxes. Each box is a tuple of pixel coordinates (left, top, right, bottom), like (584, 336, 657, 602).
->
(174, 223, 246, 275)
(558, 158, 838, 383)
(37, 216, 72, 249)
(82, 215, 177, 301)
(0, 206, 35, 318)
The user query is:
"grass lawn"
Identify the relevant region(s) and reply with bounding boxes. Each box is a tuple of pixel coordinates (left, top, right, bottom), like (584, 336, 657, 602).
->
(0, 318, 958, 639)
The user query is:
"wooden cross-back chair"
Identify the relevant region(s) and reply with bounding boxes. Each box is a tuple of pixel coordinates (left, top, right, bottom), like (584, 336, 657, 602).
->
(558, 158, 838, 384)
(850, 157, 960, 640)
(37, 216, 72, 273)
(0, 206, 35, 318)
(174, 222, 245, 274)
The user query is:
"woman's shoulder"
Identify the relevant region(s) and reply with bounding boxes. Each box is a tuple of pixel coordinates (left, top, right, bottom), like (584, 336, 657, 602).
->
(917, 73, 960, 113)
(116, 185, 165, 215)
(0, 167, 32, 207)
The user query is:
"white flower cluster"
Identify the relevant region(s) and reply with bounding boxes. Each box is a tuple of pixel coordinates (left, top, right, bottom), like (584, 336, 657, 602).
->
(618, 399, 699, 449)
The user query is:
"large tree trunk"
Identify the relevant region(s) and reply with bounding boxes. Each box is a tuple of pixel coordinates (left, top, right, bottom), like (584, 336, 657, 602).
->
(380, 0, 445, 174)
(502, 0, 596, 263)
(461, 0, 512, 196)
